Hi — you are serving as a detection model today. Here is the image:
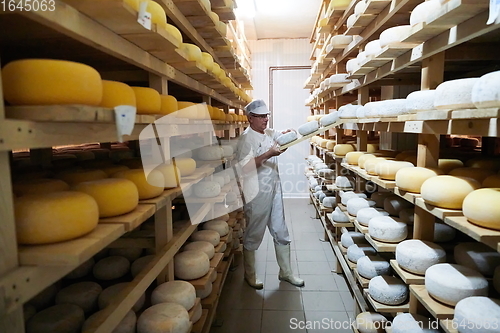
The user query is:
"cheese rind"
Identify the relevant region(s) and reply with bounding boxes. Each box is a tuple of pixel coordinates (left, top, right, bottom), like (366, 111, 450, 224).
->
(369, 216, 408, 243)
(396, 240, 446, 275)
(395, 167, 442, 193)
(137, 303, 190, 333)
(357, 208, 390, 226)
(174, 250, 210, 280)
(347, 244, 377, 263)
(298, 121, 320, 135)
(26, 304, 85, 333)
(184, 241, 215, 259)
(355, 312, 388, 333)
(357, 255, 391, 279)
(100, 80, 136, 108)
(454, 296, 500, 333)
(379, 25, 412, 47)
(93, 256, 130, 280)
(463, 188, 500, 230)
(151, 281, 196, 310)
(421, 175, 480, 209)
(112, 169, 164, 200)
(471, 70, 500, 108)
(368, 275, 408, 305)
(392, 313, 439, 333)
(341, 231, 368, 248)
(434, 78, 480, 110)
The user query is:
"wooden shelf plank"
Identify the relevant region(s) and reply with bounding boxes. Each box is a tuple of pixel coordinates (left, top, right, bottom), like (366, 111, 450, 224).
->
(364, 234, 398, 252)
(415, 198, 463, 221)
(451, 108, 500, 120)
(353, 268, 370, 288)
(209, 252, 224, 268)
(370, 176, 397, 190)
(99, 204, 157, 232)
(390, 260, 425, 285)
(410, 285, 455, 319)
(440, 319, 459, 333)
(354, 218, 369, 234)
(188, 298, 202, 321)
(365, 289, 410, 313)
(192, 309, 209, 333)
(189, 267, 215, 290)
(444, 216, 500, 251)
(393, 187, 420, 204)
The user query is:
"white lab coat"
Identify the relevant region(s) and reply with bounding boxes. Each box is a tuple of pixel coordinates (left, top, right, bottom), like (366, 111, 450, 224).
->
(235, 126, 291, 251)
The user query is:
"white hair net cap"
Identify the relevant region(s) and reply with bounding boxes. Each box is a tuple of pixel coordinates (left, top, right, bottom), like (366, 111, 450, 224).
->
(244, 99, 269, 115)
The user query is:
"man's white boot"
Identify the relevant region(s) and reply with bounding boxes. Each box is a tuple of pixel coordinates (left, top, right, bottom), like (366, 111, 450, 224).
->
(274, 243, 305, 287)
(243, 249, 264, 289)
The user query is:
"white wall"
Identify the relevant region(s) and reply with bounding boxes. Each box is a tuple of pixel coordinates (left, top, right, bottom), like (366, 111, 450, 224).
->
(249, 38, 311, 198)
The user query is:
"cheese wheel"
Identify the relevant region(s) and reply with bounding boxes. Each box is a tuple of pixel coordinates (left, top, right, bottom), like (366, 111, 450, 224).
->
(368, 275, 408, 305)
(370, 192, 393, 208)
(196, 282, 213, 299)
(375, 161, 414, 180)
(202, 220, 229, 236)
(357, 255, 391, 279)
(357, 208, 390, 226)
(341, 191, 367, 205)
(191, 230, 220, 246)
(99, 283, 145, 312)
(318, 168, 335, 179)
(131, 255, 155, 278)
(155, 164, 181, 188)
(319, 112, 340, 126)
(56, 169, 108, 186)
(396, 240, 446, 275)
(336, 176, 353, 189)
(83, 310, 136, 333)
(100, 80, 136, 108)
(109, 247, 143, 262)
(131, 87, 161, 114)
(392, 313, 439, 333)
(332, 207, 350, 222)
(151, 281, 196, 310)
(93, 256, 130, 280)
(55, 281, 102, 314)
(2, 59, 102, 106)
(449, 167, 495, 184)
(200, 52, 214, 71)
(347, 58, 360, 74)
(425, 263, 489, 306)
(74, 178, 139, 217)
(354, 0, 368, 15)
(369, 216, 408, 243)
(434, 78, 479, 110)
(438, 158, 464, 174)
(454, 296, 500, 333)
(172, 158, 196, 176)
(379, 25, 412, 47)
(463, 188, 500, 230)
(454, 242, 500, 277)
(358, 154, 377, 169)
(471, 70, 500, 108)
(410, 0, 441, 25)
(176, 101, 197, 119)
(398, 208, 414, 224)
(347, 14, 357, 28)
(193, 180, 221, 198)
(322, 196, 337, 208)
(112, 169, 164, 200)
(421, 175, 480, 209)
(197, 146, 223, 161)
(65, 258, 95, 279)
(276, 131, 298, 145)
(347, 198, 376, 216)
(180, 43, 202, 62)
(347, 244, 377, 263)
(184, 241, 215, 259)
(383, 195, 413, 216)
(334, 144, 355, 156)
(466, 157, 500, 170)
(163, 23, 182, 44)
(405, 89, 436, 113)
(138, 303, 189, 333)
(365, 158, 389, 175)
(191, 301, 203, 323)
(395, 167, 442, 193)
(364, 40, 381, 56)
(341, 231, 368, 248)
(174, 250, 210, 280)
(346, 151, 366, 165)
(15, 191, 99, 244)
(26, 304, 85, 333)
(160, 95, 178, 115)
(434, 222, 456, 242)
(298, 120, 319, 135)
(355, 312, 388, 333)
(13, 178, 70, 196)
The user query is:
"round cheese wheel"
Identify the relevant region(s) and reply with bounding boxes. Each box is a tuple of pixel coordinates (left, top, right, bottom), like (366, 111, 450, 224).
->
(357, 255, 391, 279)
(439, 158, 464, 173)
(74, 178, 139, 217)
(396, 240, 446, 275)
(13, 178, 70, 196)
(180, 43, 202, 62)
(334, 144, 355, 156)
(160, 94, 178, 115)
(202, 220, 229, 236)
(346, 151, 366, 165)
(334, 176, 352, 189)
(463, 188, 500, 230)
(200, 52, 214, 71)
(112, 169, 164, 200)
(99, 283, 145, 311)
(194, 181, 221, 198)
(15, 191, 99, 244)
(26, 304, 85, 333)
(449, 167, 495, 184)
(109, 248, 143, 262)
(184, 241, 215, 259)
(472, 70, 500, 108)
(2, 59, 102, 106)
(354, 0, 368, 15)
(197, 146, 223, 161)
(298, 120, 319, 135)
(322, 196, 337, 208)
(318, 168, 335, 179)
(410, 0, 441, 25)
(347, 198, 376, 216)
(392, 313, 439, 333)
(369, 216, 408, 243)
(370, 192, 393, 208)
(100, 80, 136, 108)
(156, 164, 181, 188)
(93, 256, 130, 280)
(355, 312, 388, 333)
(191, 230, 220, 246)
(320, 112, 340, 126)
(174, 250, 210, 280)
(65, 258, 95, 279)
(434, 222, 456, 242)
(454, 296, 500, 333)
(398, 208, 414, 224)
(137, 303, 190, 333)
(357, 208, 390, 226)
(151, 280, 196, 310)
(347, 244, 377, 263)
(395, 167, 442, 193)
(196, 282, 213, 299)
(368, 275, 408, 305)
(83, 309, 136, 333)
(347, 58, 360, 74)
(331, 34, 353, 47)
(483, 175, 500, 188)
(364, 158, 389, 175)
(434, 78, 479, 110)
(341, 231, 368, 248)
(347, 13, 357, 28)
(131, 87, 161, 114)
(421, 175, 480, 209)
(277, 131, 297, 145)
(173, 158, 196, 176)
(405, 89, 436, 112)
(131, 255, 155, 278)
(341, 191, 367, 205)
(191, 301, 203, 323)
(56, 169, 108, 186)
(454, 242, 500, 277)
(55, 281, 102, 314)
(383, 196, 413, 216)
(379, 25, 412, 47)
(426, 263, 489, 306)
(375, 161, 414, 180)
(358, 154, 377, 169)
(332, 207, 350, 222)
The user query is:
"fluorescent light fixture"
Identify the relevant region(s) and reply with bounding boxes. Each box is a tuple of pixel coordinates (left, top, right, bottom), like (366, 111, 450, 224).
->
(235, 0, 256, 18)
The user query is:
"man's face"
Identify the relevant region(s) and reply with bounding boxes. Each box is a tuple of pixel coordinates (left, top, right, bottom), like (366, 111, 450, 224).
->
(248, 113, 269, 133)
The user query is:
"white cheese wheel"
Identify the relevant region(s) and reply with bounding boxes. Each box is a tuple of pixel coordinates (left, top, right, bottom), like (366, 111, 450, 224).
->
(370, 192, 393, 208)
(137, 303, 190, 333)
(396, 240, 446, 275)
(212, 175, 225, 188)
(319, 111, 340, 126)
(410, 0, 442, 25)
(346, 151, 366, 165)
(347, 14, 357, 29)
(336, 176, 353, 189)
(358, 154, 377, 169)
(331, 34, 354, 47)
(454, 242, 500, 277)
(339, 104, 360, 118)
(392, 313, 439, 333)
(356, 106, 366, 118)
(426, 263, 489, 306)
(365, 40, 382, 56)
(355, 312, 388, 333)
(357, 255, 391, 279)
(439, 158, 464, 174)
(151, 281, 196, 310)
(347, 244, 377, 263)
(219, 243, 227, 253)
(318, 168, 335, 179)
(322, 196, 337, 208)
(434, 222, 456, 242)
(332, 207, 350, 222)
(369, 216, 408, 243)
(184, 241, 215, 260)
(220, 145, 233, 157)
(109, 248, 143, 262)
(398, 208, 414, 224)
(196, 282, 213, 299)
(65, 258, 95, 279)
(347, 58, 360, 74)
(191, 301, 203, 323)
(197, 146, 223, 161)
(174, 250, 210, 280)
(463, 188, 500, 231)
(298, 120, 319, 135)
(202, 220, 229, 236)
(276, 131, 297, 145)
(357, 208, 390, 226)
(93, 256, 130, 280)
(131, 255, 155, 278)
(365, 158, 390, 175)
(368, 275, 408, 305)
(99, 283, 146, 312)
(341, 231, 368, 248)
(55, 281, 102, 314)
(354, 0, 368, 16)
(421, 175, 480, 209)
(334, 144, 355, 156)
(383, 196, 413, 216)
(83, 310, 136, 333)
(434, 78, 480, 110)
(380, 99, 409, 117)
(375, 161, 414, 180)
(454, 296, 500, 333)
(194, 181, 221, 198)
(472, 70, 500, 108)
(26, 304, 85, 333)
(405, 89, 437, 113)
(379, 25, 412, 47)
(341, 191, 367, 205)
(395, 167, 442, 193)
(191, 230, 220, 246)
(347, 198, 376, 216)
(329, 73, 350, 85)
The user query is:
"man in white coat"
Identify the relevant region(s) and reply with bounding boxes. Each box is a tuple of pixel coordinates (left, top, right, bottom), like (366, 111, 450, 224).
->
(235, 99, 304, 289)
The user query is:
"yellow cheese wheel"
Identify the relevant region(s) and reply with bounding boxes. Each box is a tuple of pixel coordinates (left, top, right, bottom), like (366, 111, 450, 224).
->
(125, 0, 166, 26)
(395, 167, 443, 193)
(364, 157, 389, 175)
(463, 188, 500, 230)
(160, 95, 178, 115)
(438, 159, 464, 174)
(173, 158, 196, 176)
(56, 169, 108, 186)
(180, 43, 202, 62)
(367, 144, 379, 153)
(211, 62, 222, 76)
(120, 158, 143, 169)
(358, 154, 377, 169)
(74, 178, 139, 217)
(100, 80, 136, 108)
(346, 151, 366, 165)
(483, 175, 500, 188)
(201, 52, 214, 72)
(131, 87, 161, 114)
(155, 164, 181, 188)
(334, 144, 355, 156)
(176, 101, 198, 119)
(375, 161, 414, 180)
(15, 191, 99, 244)
(164, 24, 183, 45)
(421, 175, 480, 209)
(449, 167, 495, 184)
(100, 165, 129, 177)
(209, 11, 219, 23)
(2, 59, 102, 106)
(112, 169, 164, 200)
(13, 178, 70, 196)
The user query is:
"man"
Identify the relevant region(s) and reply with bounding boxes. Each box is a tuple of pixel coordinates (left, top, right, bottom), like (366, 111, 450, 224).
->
(235, 99, 304, 289)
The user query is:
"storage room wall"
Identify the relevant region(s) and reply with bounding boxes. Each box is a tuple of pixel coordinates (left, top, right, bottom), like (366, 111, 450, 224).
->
(248, 38, 312, 198)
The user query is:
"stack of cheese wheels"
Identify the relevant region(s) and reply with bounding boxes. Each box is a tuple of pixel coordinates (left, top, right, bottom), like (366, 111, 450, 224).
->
(347, 244, 377, 263)
(184, 241, 215, 259)
(396, 240, 446, 275)
(137, 303, 190, 333)
(12, 178, 70, 196)
(100, 80, 136, 108)
(98, 282, 145, 311)
(392, 313, 439, 333)
(454, 297, 500, 333)
(112, 169, 164, 200)
(174, 250, 210, 280)
(345, 151, 366, 165)
(357, 255, 391, 279)
(395, 167, 442, 193)
(425, 263, 489, 306)
(434, 78, 479, 110)
(355, 312, 388, 333)
(340, 231, 368, 248)
(463, 188, 500, 230)
(368, 275, 408, 305)
(56, 169, 108, 186)
(357, 207, 390, 227)
(14, 191, 99, 245)
(93, 256, 130, 280)
(369, 216, 408, 243)
(74, 178, 139, 217)
(454, 242, 500, 277)
(55, 281, 102, 315)
(383, 195, 413, 216)
(449, 167, 495, 184)
(83, 310, 136, 333)
(25, 304, 85, 333)
(438, 158, 464, 173)
(375, 160, 414, 180)
(421, 175, 480, 209)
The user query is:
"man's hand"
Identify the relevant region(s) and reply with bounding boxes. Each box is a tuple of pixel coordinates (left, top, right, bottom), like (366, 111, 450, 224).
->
(267, 142, 283, 157)
(281, 128, 296, 134)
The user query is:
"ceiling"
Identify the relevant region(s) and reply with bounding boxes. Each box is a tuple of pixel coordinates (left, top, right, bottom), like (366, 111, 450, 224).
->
(235, 0, 323, 40)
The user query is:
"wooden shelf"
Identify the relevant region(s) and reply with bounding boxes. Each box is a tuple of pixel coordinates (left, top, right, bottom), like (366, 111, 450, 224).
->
(410, 285, 455, 320)
(440, 319, 459, 333)
(390, 260, 425, 285)
(364, 289, 410, 313)
(443, 216, 500, 251)
(192, 309, 209, 333)
(353, 218, 369, 234)
(189, 298, 202, 321)
(392, 187, 420, 204)
(189, 267, 215, 290)
(415, 198, 463, 221)
(210, 253, 224, 268)
(353, 268, 370, 288)
(100, 204, 157, 232)
(364, 234, 398, 252)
